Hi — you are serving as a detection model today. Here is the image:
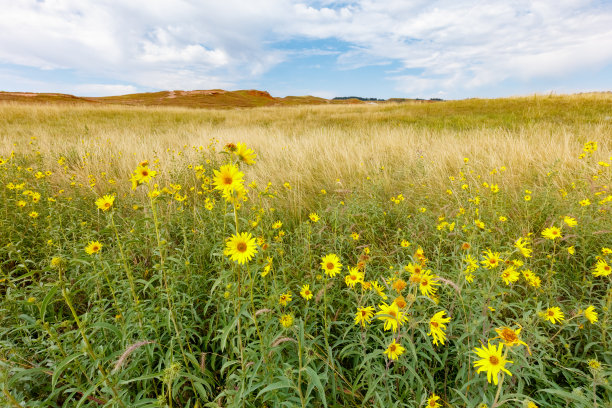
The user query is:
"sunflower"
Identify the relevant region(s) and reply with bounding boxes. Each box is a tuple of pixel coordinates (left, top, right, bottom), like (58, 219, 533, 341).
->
(279, 314, 293, 328)
(418, 270, 440, 298)
(384, 339, 405, 360)
(212, 164, 244, 194)
(592, 259, 611, 277)
(481, 249, 502, 269)
(344, 267, 364, 288)
(224, 232, 258, 264)
(85, 241, 103, 255)
(300, 285, 313, 300)
(513, 237, 532, 258)
(426, 394, 441, 408)
(500, 266, 520, 285)
(279, 292, 292, 306)
(392, 278, 407, 293)
(133, 165, 157, 185)
(563, 216, 577, 227)
(583, 305, 598, 324)
(494, 327, 530, 354)
(370, 281, 388, 300)
(542, 307, 564, 324)
(473, 342, 513, 385)
(428, 310, 451, 346)
(320, 253, 342, 277)
(95, 194, 115, 211)
(234, 143, 257, 165)
(376, 302, 408, 332)
(541, 226, 562, 240)
(354, 306, 375, 327)
(308, 212, 320, 222)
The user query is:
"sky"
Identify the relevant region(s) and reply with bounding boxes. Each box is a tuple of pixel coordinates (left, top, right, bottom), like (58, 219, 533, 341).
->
(1, 0, 612, 99)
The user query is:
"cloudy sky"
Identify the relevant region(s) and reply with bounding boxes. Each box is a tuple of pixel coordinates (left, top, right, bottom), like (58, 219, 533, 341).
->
(2, 0, 612, 99)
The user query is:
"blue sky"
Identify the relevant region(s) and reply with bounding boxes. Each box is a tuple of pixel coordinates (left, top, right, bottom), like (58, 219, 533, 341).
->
(1, 0, 612, 99)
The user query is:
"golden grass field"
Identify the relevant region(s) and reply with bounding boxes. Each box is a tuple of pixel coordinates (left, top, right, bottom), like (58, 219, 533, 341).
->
(1, 93, 610, 209)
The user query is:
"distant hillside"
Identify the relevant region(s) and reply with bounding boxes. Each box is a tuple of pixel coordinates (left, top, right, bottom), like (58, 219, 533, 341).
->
(0, 90, 368, 109)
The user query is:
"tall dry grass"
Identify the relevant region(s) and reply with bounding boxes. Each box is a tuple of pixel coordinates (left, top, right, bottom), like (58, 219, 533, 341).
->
(1, 94, 611, 208)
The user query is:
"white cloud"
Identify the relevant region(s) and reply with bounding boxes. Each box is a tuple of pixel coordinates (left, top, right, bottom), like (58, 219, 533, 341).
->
(0, 0, 611, 96)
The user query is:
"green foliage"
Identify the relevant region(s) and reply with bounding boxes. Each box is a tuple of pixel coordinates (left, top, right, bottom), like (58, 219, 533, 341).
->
(0, 113, 611, 407)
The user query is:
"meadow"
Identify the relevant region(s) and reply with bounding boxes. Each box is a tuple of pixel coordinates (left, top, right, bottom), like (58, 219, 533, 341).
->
(0, 94, 611, 407)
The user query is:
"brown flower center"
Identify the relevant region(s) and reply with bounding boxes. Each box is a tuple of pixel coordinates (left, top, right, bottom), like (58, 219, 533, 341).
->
(431, 321, 439, 328)
(548, 310, 555, 316)
(237, 242, 247, 252)
(489, 356, 499, 365)
(389, 344, 396, 352)
(326, 262, 334, 270)
(223, 176, 233, 185)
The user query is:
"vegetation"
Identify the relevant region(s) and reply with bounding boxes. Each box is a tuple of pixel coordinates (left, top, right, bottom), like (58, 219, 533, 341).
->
(0, 94, 611, 407)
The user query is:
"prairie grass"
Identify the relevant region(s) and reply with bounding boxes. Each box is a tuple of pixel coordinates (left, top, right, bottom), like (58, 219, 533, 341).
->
(0, 94, 611, 407)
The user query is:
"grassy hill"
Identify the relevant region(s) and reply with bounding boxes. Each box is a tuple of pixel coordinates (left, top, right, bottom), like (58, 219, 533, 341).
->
(0, 89, 367, 109)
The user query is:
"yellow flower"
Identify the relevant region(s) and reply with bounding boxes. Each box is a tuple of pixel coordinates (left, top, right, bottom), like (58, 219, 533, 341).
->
(563, 216, 577, 227)
(300, 285, 313, 301)
(541, 226, 562, 240)
(320, 253, 342, 277)
(17, 200, 27, 208)
(542, 307, 564, 324)
(272, 220, 282, 229)
(583, 306, 598, 324)
(579, 198, 591, 207)
(279, 292, 292, 306)
(280, 314, 293, 328)
(376, 302, 408, 332)
(428, 310, 451, 346)
(500, 265, 520, 285)
(354, 306, 375, 327)
(29, 211, 39, 218)
(85, 241, 103, 255)
(391, 278, 407, 293)
(426, 393, 441, 408)
(95, 194, 115, 211)
(234, 142, 257, 165)
(592, 259, 611, 277)
(384, 339, 405, 360)
(522, 270, 541, 288)
(351, 232, 360, 241)
(212, 164, 244, 194)
(132, 165, 157, 185)
(514, 237, 532, 258)
(473, 342, 513, 385)
(567, 246, 575, 255)
(400, 239, 411, 248)
(370, 280, 387, 300)
(308, 212, 320, 222)
(224, 232, 258, 264)
(524, 195, 531, 201)
(344, 267, 364, 288)
(481, 249, 502, 269)
(418, 270, 440, 299)
(498, 216, 507, 222)
(494, 327, 529, 354)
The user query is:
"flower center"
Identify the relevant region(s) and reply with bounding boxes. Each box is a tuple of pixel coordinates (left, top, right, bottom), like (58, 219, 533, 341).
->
(237, 242, 247, 252)
(421, 279, 428, 286)
(141, 170, 149, 177)
(350, 275, 356, 280)
(389, 310, 397, 318)
(389, 344, 396, 352)
(223, 176, 233, 185)
(326, 262, 334, 270)
(489, 356, 499, 365)
(431, 321, 439, 328)
(547, 310, 555, 316)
